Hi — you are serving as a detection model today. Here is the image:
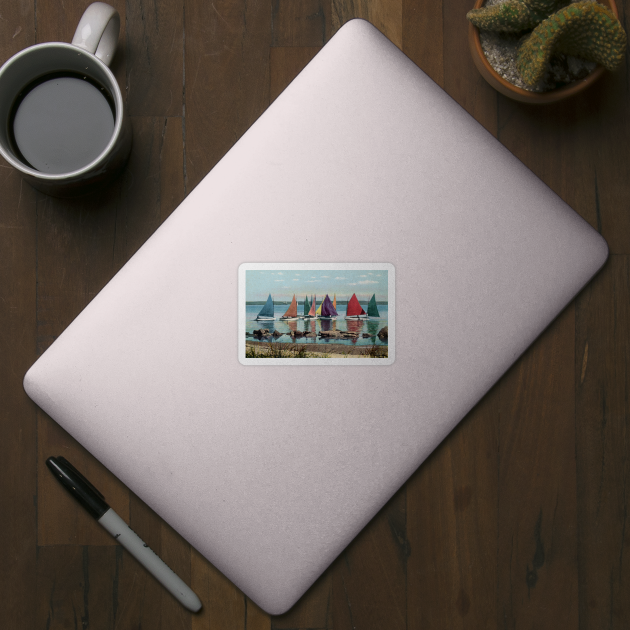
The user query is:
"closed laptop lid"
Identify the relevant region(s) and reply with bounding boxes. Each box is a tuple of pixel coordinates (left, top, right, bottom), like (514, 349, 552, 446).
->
(24, 19, 607, 614)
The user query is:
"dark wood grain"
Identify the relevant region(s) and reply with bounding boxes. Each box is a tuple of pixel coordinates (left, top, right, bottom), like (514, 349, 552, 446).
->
(184, 0, 272, 191)
(332, 0, 402, 47)
(443, 0, 498, 132)
(36, 545, 119, 630)
(497, 305, 579, 628)
(331, 486, 408, 630)
(126, 0, 184, 117)
(0, 5, 38, 629)
(403, 0, 444, 87)
(1, 0, 629, 627)
(270, 47, 322, 103)
(271, 0, 331, 46)
(407, 393, 499, 629)
(271, 573, 332, 629)
(576, 256, 630, 629)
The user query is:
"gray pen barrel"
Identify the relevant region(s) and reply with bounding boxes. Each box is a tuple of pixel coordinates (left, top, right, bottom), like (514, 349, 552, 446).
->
(98, 508, 202, 612)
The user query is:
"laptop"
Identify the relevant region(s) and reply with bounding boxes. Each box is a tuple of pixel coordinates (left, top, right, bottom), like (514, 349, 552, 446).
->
(23, 19, 608, 614)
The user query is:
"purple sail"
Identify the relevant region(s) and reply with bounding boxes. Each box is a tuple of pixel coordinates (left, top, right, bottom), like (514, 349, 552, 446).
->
(320, 294, 338, 317)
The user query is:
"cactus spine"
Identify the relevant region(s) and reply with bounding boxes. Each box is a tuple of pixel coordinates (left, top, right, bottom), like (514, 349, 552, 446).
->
(516, 1, 627, 85)
(467, 0, 568, 33)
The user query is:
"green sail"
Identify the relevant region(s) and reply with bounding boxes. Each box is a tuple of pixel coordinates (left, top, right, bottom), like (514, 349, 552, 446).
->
(367, 294, 380, 318)
(303, 295, 310, 316)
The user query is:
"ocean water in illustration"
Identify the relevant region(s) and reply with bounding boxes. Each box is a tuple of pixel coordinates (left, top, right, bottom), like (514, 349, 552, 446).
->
(245, 303, 389, 347)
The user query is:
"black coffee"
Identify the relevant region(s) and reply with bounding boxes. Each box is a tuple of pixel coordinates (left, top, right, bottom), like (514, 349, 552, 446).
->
(10, 73, 115, 174)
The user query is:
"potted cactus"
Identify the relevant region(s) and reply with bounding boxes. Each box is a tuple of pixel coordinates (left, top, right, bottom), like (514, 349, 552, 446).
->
(467, 0, 627, 103)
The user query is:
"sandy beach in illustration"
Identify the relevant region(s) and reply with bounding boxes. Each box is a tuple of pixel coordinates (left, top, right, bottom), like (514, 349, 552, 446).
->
(245, 340, 388, 359)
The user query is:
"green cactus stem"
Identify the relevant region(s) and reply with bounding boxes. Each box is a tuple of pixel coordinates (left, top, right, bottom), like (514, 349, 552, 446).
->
(517, 1, 627, 86)
(467, 0, 568, 33)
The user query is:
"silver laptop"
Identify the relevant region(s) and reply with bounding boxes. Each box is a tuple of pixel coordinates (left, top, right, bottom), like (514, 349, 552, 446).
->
(24, 19, 607, 614)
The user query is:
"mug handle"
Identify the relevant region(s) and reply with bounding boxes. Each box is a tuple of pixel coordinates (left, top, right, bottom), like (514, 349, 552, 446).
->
(71, 2, 120, 67)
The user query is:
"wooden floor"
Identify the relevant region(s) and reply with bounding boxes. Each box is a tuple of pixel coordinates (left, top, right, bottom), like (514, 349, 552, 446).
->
(1, 0, 629, 628)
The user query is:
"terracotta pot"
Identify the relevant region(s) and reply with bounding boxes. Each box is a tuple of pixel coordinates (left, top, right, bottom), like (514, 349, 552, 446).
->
(468, 0, 619, 103)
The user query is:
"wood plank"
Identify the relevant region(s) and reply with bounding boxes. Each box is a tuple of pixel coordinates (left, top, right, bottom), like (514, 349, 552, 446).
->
(576, 256, 630, 629)
(190, 548, 247, 630)
(109, 494, 192, 629)
(0, 132, 38, 630)
(184, 0, 272, 192)
(272, 0, 331, 46)
(331, 486, 407, 630)
(271, 573, 332, 629)
(402, 0, 444, 88)
(0, 5, 39, 629)
(331, 0, 402, 48)
(443, 0, 497, 132)
(497, 305, 578, 628)
(496, 97, 597, 224)
(126, 0, 183, 116)
(582, 72, 630, 254)
(36, 545, 119, 630)
(270, 47, 321, 103)
(0, 0, 36, 56)
(112, 116, 185, 270)
(407, 392, 499, 629)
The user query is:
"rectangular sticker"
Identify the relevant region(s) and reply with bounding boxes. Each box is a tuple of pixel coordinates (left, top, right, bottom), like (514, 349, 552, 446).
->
(238, 263, 394, 365)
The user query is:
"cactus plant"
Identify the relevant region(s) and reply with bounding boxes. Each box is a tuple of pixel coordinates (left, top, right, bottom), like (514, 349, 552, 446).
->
(467, 0, 568, 33)
(516, 1, 627, 85)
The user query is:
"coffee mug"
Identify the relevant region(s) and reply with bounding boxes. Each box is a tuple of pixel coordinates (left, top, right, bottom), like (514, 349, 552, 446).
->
(0, 2, 132, 197)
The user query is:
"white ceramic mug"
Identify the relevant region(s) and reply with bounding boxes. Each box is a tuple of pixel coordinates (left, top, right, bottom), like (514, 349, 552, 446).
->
(0, 2, 131, 197)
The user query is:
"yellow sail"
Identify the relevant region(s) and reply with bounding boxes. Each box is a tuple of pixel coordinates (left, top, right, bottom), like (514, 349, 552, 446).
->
(316, 301, 322, 315)
(333, 294, 337, 310)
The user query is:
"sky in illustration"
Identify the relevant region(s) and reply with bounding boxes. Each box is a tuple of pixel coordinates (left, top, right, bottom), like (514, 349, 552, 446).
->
(246, 269, 388, 302)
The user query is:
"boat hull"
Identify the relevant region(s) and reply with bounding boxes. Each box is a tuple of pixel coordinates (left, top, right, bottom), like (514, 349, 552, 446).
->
(255, 317, 275, 321)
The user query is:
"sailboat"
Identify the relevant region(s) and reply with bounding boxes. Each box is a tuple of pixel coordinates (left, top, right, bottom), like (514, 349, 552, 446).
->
(280, 294, 300, 321)
(255, 294, 275, 320)
(319, 294, 338, 320)
(345, 293, 366, 319)
(305, 295, 317, 319)
(300, 294, 311, 319)
(366, 294, 380, 319)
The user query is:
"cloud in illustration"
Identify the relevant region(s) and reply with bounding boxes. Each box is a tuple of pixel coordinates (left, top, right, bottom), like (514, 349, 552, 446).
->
(246, 267, 388, 302)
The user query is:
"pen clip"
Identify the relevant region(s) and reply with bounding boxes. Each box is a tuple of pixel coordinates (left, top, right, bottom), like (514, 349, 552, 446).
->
(54, 456, 106, 501)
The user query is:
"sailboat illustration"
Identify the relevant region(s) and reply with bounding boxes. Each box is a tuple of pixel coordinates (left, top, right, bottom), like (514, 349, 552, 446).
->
(305, 295, 317, 319)
(367, 294, 380, 319)
(301, 295, 311, 319)
(319, 294, 338, 320)
(255, 294, 275, 321)
(280, 294, 300, 321)
(345, 293, 366, 319)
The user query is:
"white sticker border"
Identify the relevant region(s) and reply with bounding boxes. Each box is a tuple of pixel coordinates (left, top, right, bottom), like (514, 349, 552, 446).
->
(238, 263, 395, 366)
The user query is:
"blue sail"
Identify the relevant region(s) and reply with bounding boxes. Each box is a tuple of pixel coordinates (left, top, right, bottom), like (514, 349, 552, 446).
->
(257, 294, 274, 318)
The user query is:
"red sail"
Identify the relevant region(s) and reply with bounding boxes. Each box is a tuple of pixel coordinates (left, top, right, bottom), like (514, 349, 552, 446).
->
(282, 295, 298, 318)
(346, 293, 365, 316)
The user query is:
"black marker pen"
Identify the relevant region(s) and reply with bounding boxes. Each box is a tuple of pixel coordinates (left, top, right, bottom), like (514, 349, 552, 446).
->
(46, 456, 202, 612)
